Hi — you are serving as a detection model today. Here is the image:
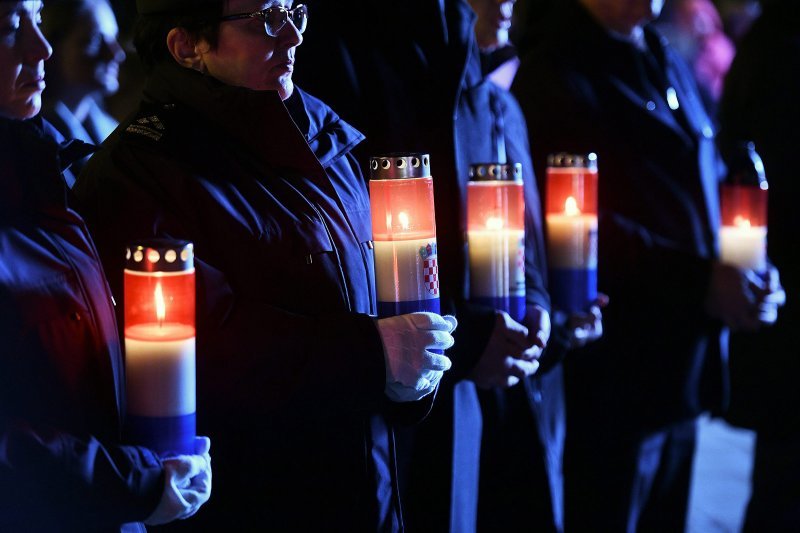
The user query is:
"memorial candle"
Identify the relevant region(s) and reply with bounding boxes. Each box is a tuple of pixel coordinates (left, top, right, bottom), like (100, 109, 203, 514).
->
(719, 143, 769, 273)
(124, 240, 196, 456)
(467, 163, 526, 322)
(545, 153, 598, 312)
(370, 154, 440, 317)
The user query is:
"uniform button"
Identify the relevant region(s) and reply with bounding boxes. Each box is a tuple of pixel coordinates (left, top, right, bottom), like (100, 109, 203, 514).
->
(646, 101, 656, 111)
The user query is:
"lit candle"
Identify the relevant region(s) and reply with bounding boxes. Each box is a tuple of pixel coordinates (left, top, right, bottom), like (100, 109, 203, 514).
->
(467, 163, 526, 322)
(720, 177, 768, 273)
(370, 154, 440, 317)
(124, 241, 196, 456)
(545, 153, 599, 312)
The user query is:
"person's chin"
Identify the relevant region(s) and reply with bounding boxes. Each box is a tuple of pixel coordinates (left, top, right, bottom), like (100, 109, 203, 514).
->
(278, 79, 294, 101)
(2, 97, 42, 120)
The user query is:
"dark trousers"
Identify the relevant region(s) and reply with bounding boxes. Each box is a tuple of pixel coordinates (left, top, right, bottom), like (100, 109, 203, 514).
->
(564, 418, 697, 533)
(744, 431, 800, 532)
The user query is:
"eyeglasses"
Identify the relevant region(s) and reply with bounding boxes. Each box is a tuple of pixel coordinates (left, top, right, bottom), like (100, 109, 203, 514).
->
(219, 4, 308, 38)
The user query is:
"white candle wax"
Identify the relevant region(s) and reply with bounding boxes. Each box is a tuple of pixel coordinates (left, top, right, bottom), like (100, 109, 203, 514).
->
(125, 323, 196, 418)
(546, 213, 598, 269)
(374, 238, 437, 302)
(720, 225, 767, 271)
(468, 229, 525, 298)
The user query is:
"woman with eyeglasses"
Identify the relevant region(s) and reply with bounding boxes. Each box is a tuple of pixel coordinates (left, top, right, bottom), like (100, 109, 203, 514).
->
(74, 0, 457, 530)
(0, 1, 212, 530)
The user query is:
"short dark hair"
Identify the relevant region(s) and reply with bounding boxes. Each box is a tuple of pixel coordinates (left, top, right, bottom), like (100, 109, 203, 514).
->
(133, 2, 224, 72)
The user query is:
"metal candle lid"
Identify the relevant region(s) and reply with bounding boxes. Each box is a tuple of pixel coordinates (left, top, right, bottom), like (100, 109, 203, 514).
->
(370, 153, 431, 180)
(547, 152, 598, 170)
(469, 162, 522, 182)
(125, 239, 194, 273)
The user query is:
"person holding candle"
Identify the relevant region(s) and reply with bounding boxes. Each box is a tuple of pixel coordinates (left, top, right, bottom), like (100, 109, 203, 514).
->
(0, 1, 212, 529)
(512, 0, 783, 531)
(718, 3, 798, 528)
(73, 0, 457, 530)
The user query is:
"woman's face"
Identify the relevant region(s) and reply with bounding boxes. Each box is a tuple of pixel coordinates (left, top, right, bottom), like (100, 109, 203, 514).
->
(55, 0, 125, 96)
(0, 1, 51, 119)
(198, 0, 302, 100)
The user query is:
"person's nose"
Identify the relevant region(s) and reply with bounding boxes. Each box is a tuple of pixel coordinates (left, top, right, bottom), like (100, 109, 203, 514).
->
(278, 15, 303, 48)
(101, 36, 126, 63)
(25, 20, 52, 65)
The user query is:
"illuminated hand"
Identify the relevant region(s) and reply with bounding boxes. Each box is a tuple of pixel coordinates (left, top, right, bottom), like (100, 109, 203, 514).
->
(378, 312, 456, 402)
(145, 436, 212, 525)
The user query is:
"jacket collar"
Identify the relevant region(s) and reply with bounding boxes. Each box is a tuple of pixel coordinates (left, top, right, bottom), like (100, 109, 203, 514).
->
(0, 117, 94, 220)
(144, 62, 363, 175)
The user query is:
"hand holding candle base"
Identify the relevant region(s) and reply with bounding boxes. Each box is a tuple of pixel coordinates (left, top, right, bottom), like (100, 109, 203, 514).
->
(378, 312, 456, 402)
(468, 310, 543, 389)
(145, 436, 212, 525)
(552, 294, 609, 349)
(705, 261, 785, 331)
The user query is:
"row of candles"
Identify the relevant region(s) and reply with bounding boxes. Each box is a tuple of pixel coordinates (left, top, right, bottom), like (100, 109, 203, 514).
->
(124, 152, 767, 455)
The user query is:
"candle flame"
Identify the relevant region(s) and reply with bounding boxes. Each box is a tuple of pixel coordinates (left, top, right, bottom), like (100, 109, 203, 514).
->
(154, 282, 166, 326)
(486, 217, 504, 230)
(734, 215, 751, 229)
(564, 196, 581, 216)
(398, 211, 410, 230)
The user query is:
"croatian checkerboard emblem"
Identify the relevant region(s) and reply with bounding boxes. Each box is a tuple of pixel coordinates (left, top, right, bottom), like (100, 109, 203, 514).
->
(423, 258, 439, 295)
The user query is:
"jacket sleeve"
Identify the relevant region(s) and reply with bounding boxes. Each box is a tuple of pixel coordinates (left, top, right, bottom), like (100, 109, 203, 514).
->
(0, 419, 163, 527)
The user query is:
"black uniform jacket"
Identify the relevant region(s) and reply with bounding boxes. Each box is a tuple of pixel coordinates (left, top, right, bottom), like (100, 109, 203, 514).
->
(513, 0, 728, 432)
(0, 117, 163, 531)
(75, 63, 424, 531)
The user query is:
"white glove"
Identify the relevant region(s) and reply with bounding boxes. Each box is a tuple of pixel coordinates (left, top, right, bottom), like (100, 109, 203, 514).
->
(377, 312, 456, 402)
(145, 436, 213, 525)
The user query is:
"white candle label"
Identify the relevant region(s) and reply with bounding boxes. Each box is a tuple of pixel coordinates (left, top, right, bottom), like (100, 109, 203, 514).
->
(374, 239, 440, 316)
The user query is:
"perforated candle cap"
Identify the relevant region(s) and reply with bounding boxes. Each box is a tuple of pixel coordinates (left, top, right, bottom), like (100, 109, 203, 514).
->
(469, 162, 522, 182)
(370, 153, 431, 180)
(126, 240, 194, 273)
(547, 152, 598, 170)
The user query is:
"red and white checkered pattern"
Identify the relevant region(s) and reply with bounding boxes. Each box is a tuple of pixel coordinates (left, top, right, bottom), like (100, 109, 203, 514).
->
(423, 258, 439, 295)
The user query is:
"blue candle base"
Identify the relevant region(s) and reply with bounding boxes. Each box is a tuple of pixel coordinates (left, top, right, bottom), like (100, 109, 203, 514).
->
(378, 298, 441, 318)
(472, 296, 526, 323)
(549, 268, 598, 313)
(126, 413, 196, 457)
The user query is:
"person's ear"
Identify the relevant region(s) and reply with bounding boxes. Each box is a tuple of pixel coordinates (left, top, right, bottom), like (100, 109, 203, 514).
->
(166, 27, 207, 72)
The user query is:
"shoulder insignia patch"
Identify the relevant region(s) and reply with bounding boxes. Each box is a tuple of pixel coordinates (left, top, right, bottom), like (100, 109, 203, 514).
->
(125, 114, 167, 141)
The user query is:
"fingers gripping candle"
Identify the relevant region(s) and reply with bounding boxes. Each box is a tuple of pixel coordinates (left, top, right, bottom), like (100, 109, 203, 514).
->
(545, 153, 599, 313)
(467, 163, 526, 322)
(124, 240, 196, 456)
(369, 154, 440, 317)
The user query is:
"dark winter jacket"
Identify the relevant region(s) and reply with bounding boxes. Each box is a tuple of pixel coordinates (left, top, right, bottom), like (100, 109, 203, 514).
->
(75, 62, 424, 531)
(0, 117, 163, 532)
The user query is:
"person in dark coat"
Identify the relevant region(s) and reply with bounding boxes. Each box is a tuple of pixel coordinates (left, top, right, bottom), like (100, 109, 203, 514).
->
(74, 0, 457, 530)
(295, 1, 561, 531)
(718, 0, 800, 529)
(0, 1, 211, 530)
(40, 0, 127, 175)
(512, 0, 783, 531)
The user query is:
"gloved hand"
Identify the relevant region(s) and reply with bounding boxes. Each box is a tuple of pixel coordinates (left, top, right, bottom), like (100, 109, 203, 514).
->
(145, 436, 213, 525)
(378, 312, 457, 402)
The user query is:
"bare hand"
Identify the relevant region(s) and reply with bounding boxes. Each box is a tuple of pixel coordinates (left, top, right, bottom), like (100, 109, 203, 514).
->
(705, 261, 783, 331)
(552, 294, 608, 349)
(469, 310, 541, 389)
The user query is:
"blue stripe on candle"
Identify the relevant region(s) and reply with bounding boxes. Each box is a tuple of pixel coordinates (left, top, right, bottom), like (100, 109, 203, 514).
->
(549, 267, 598, 313)
(126, 413, 196, 456)
(378, 298, 441, 318)
(472, 296, 526, 323)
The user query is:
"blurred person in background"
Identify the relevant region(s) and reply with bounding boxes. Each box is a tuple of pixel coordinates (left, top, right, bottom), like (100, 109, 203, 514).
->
(0, 1, 211, 529)
(718, 0, 800, 529)
(656, 0, 736, 118)
(40, 0, 125, 173)
(513, 0, 784, 530)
